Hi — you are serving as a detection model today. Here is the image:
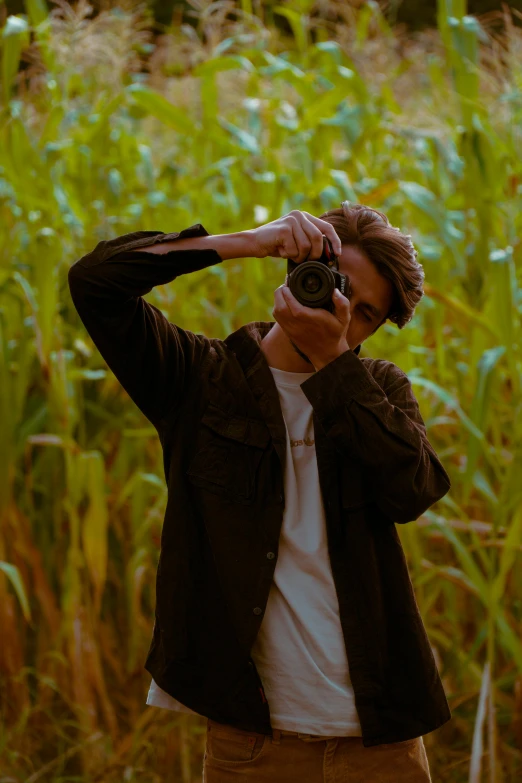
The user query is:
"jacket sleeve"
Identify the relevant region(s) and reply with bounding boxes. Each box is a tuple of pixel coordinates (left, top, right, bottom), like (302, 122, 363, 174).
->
(300, 349, 451, 523)
(67, 224, 223, 432)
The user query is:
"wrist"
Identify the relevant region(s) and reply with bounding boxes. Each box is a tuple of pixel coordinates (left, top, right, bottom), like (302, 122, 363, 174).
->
(241, 228, 263, 258)
(201, 230, 259, 260)
(313, 340, 350, 371)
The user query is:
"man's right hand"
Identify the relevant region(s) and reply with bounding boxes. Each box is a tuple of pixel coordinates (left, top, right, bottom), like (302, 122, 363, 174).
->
(249, 210, 343, 264)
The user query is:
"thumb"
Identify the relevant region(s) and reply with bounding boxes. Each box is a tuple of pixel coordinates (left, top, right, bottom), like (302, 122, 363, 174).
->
(333, 288, 350, 317)
(333, 288, 349, 306)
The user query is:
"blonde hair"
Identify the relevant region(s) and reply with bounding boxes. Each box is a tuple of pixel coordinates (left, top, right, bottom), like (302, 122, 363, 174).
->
(319, 202, 425, 329)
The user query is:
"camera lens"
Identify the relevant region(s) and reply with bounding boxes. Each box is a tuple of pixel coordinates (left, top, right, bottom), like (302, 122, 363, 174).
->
(288, 259, 335, 308)
(303, 273, 321, 293)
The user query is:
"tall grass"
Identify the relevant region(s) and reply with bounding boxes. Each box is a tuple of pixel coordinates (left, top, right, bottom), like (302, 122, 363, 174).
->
(0, 0, 521, 780)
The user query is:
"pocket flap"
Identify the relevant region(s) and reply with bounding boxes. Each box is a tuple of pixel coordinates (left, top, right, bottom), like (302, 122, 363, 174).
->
(201, 404, 270, 449)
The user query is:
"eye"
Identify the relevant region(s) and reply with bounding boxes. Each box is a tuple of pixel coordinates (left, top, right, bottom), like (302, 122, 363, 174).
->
(359, 310, 373, 322)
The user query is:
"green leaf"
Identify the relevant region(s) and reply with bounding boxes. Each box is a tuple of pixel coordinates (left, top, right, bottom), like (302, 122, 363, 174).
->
(464, 346, 506, 492)
(427, 520, 490, 606)
(2, 15, 30, 103)
(273, 6, 308, 53)
(301, 88, 345, 129)
(192, 55, 255, 78)
(25, 0, 48, 27)
(0, 560, 31, 622)
(491, 503, 522, 607)
(80, 452, 108, 613)
(408, 375, 484, 441)
(125, 84, 199, 135)
(218, 118, 259, 154)
(261, 51, 305, 79)
(313, 40, 342, 64)
(399, 181, 437, 216)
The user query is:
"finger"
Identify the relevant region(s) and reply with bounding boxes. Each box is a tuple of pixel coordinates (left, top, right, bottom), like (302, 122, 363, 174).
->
(334, 288, 350, 305)
(272, 286, 290, 322)
(332, 288, 351, 322)
(273, 284, 289, 310)
(275, 284, 300, 319)
(298, 217, 325, 261)
(275, 284, 293, 310)
(288, 211, 323, 261)
(277, 223, 299, 260)
(281, 284, 303, 313)
(300, 211, 342, 256)
(288, 217, 317, 264)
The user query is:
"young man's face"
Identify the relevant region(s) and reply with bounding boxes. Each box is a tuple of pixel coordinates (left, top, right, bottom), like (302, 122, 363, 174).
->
(290, 244, 395, 363)
(339, 244, 395, 350)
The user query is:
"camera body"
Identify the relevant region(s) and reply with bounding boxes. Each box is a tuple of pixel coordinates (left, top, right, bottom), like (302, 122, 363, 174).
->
(286, 235, 351, 315)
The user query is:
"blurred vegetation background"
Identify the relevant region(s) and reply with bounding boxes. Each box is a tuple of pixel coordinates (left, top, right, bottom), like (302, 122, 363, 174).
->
(4, 0, 522, 30)
(0, 0, 521, 781)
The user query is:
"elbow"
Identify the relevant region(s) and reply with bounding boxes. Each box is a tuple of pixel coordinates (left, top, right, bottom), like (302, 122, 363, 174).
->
(68, 260, 85, 289)
(378, 468, 451, 525)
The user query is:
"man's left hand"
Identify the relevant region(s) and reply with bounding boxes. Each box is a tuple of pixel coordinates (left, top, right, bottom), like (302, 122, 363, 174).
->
(272, 284, 352, 371)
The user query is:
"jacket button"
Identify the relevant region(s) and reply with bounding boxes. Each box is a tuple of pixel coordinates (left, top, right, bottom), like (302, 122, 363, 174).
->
(253, 607, 263, 615)
(266, 552, 275, 560)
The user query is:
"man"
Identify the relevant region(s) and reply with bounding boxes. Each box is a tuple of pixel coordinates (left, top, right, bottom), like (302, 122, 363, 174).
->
(68, 203, 451, 782)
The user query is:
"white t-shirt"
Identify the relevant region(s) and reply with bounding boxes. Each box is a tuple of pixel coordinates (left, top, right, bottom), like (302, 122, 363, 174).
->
(146, 365, 363, 736)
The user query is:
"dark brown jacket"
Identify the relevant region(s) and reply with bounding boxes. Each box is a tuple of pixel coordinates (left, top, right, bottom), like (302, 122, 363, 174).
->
(67, 223, 452, 747)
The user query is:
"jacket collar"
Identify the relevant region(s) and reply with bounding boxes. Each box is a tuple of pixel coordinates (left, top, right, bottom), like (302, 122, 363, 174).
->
(223, 321, 361, 377)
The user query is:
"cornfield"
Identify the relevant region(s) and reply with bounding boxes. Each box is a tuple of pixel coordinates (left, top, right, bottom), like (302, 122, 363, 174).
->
(0, 0, 521, 780)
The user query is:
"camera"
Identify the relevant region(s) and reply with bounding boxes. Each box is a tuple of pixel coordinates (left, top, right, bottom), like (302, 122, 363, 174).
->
(286, 235, 351, 315)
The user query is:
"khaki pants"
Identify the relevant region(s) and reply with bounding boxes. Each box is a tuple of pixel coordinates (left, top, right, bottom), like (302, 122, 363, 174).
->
(203, 718, 432, 782)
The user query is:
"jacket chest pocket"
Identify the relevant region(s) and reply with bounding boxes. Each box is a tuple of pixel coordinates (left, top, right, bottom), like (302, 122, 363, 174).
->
(186, 404, 271, 505)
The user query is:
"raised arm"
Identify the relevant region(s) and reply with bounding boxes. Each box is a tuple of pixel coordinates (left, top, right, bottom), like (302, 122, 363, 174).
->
(67, 224, 256, 432)
(300, 350, 451, 523)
